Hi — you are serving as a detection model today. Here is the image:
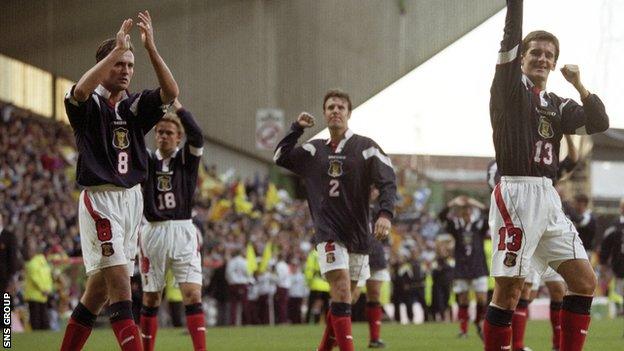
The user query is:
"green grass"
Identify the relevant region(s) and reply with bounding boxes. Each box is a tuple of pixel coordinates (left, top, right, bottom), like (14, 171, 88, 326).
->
(9, 319, 623, 350)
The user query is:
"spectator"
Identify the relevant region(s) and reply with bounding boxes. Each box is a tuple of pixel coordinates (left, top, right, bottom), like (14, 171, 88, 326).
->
(226, 249, 252, 326)
(599, 199, 624, 299)
(391, 247, 426, 323)
(274, 254, 291, 324)
(430, 240, 453, 322)
(0, 212, 20, 293)
(573, 194, 597, 254)
(207, 261, 229, 326)
(288, 260, 307, 324)
(304, 250, 330, 324)
(23, 237, 53, 330)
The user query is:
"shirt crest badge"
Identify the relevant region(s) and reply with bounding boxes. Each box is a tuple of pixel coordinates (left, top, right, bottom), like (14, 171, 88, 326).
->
(537, 116, 554, 139)
(157, 175, 173, 191)
(112, 127, 130, 149)
(327, 160, 343, 177)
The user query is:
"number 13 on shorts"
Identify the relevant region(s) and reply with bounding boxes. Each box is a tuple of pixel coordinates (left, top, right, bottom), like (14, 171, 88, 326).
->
(497, 226, 523, 251)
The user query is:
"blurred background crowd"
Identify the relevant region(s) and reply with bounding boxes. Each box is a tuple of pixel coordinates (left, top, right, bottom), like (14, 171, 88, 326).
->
(1, 103, 622, 332)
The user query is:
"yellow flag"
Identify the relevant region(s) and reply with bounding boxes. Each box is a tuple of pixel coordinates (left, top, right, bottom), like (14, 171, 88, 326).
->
(264, 182, 279, 211)
(258, 242, 273, 273)
(234, 182, 253, 214)
(246, 242, 258, 274)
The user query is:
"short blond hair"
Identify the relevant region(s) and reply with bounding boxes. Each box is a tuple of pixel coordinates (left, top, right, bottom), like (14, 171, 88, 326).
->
(157, 112, 185, 136)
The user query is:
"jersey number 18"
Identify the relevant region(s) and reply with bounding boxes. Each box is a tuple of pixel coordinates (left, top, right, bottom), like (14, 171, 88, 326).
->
(157, 192, 176, 210)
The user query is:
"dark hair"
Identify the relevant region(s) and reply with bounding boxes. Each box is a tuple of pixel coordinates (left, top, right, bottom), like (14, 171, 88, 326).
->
(574, 194, 589, 205)
(96, 38, 134, 63)
(323, 89, 352, 112)
(522, 30, 560, 62)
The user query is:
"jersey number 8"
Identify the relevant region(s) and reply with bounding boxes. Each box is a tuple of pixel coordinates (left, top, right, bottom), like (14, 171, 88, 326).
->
(118, 151, 129, 174)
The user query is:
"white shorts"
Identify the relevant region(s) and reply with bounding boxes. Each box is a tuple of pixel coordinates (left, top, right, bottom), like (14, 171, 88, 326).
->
(368, 268, 391, 282)
(489, 177, 587, 278)
(139, 220, 202, 292)
(79, 184, 142, 276)
(316, 241, 370, 282)
(527, 266, 565, 291)
(453, 276, 489, 294)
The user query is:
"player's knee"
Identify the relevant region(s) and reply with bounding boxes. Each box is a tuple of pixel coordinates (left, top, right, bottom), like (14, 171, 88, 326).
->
(182, 288, 201, 305)
(493, 279, 523, 309)
(143, 292, 161, 307)
(104, 271, 131, 302)
(569, 272, 597, 296)
(82, 284, 108, 311)
(366, 291, 381, 303)
(331, 281, 351, 302)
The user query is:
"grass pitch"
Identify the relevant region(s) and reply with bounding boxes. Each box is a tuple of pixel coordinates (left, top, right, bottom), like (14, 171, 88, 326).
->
(10, 319, 623, 350)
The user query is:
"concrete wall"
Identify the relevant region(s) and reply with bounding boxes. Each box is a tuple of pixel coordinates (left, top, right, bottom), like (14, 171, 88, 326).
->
(1, 0, 503, 177)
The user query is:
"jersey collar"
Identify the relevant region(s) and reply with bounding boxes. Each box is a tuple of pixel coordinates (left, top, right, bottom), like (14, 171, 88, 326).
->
(155, 147, 180, 161)
(522, 75, 548, 107)
(94, 85, 129, 101)
(325, 129, 354, 153)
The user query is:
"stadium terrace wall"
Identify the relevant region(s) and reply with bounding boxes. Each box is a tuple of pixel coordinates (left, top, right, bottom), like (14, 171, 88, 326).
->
(0, 0, 503, 173)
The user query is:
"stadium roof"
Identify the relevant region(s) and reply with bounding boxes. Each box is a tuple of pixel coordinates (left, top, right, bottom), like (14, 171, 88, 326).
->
(313, 0, 624, 157)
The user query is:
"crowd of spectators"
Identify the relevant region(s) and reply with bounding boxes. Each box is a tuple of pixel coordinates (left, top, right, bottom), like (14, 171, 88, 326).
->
(1, 103, 621, 332)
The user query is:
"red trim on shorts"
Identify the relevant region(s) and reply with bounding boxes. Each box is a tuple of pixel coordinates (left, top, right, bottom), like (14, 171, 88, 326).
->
(494, 184, 514, 229)
(83, 191, 102, 221)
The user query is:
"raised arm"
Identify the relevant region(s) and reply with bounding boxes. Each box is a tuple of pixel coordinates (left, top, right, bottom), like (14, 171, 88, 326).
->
(73, 19, 134, 102)
(173, 99, 204, 156)
(490, 0, 524, 112)
(558, 65, 609, 135)
(137, 10, 179, 104)
(273, 112, 315, 175)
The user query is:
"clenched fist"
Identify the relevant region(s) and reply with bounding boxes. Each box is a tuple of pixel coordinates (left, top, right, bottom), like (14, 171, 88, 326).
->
(560, 64, 581, 86)
(561, 64, 589, 99)
(297, 112, 315, 128)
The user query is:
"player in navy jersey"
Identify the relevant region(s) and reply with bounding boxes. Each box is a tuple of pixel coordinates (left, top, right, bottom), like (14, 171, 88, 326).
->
(485, 2, 609, 351)
(274, 89, 396, 351)
(138, 99, 205, 351)
(438, 196, 489, 339)
(487, 133, 577, 351)
(60, 12, 179, 351)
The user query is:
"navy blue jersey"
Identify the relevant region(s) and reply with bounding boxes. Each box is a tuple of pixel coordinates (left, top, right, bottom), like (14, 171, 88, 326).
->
(438, 207, 489, 279)
(491, 0, 609, 179)
(65, 85, 166, 187)
(143, 108, 204, 222)
(599, 218, 624, 278)
(274, 123, 397, 254)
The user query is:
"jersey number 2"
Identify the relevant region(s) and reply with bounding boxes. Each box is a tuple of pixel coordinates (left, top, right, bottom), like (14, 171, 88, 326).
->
(329, 179, 340, 197)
